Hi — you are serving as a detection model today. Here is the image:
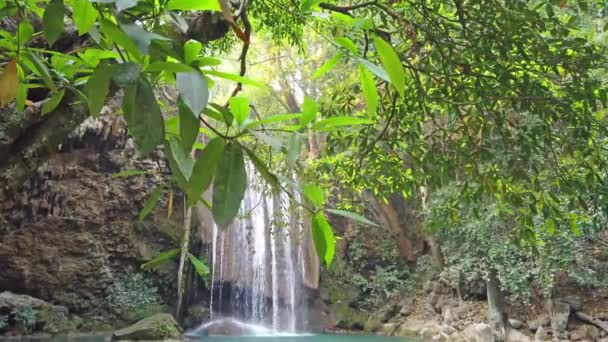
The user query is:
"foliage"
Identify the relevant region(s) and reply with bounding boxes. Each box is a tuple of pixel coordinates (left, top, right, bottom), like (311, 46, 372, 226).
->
(11, 306, 36, 334)
(2, 0, 608, 273)
(0, 315, 8, 330)
(106, 273, 161, 315)
(426, 185, 608, 300)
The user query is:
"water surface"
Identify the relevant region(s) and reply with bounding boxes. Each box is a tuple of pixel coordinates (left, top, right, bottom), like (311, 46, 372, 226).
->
(197, 335, 413, 342)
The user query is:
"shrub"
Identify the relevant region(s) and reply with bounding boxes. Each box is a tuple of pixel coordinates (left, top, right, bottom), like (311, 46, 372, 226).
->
(12, 306, 36, 334)
(106, 273, 160, 316)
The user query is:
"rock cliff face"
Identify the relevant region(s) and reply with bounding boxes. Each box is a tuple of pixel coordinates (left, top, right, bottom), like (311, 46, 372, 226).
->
(0, 116, 181, 314)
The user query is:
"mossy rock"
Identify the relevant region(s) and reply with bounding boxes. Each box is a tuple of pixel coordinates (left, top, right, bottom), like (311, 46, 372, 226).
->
(183, 304, 210, 329)
(330, 302, 368, 330)
(321, 280, 361, 304)
(120, 304, 171, 324)
(112, 313, 181, 340)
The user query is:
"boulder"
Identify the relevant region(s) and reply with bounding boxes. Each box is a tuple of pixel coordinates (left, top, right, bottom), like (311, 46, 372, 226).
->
(0, 291, 68, 315)
(377, 323, 399, 336)
(528, 314, 550, 331)
(394, 319, 441, 338)
(112, 313, 181, 340)
(570, 324, 600, 341)
(534, 325, 550, 341)
(463, 323, 493, 342)
(599, 338, 608, 342)
(398, 297, 414, 316)
(509, 328, 532, 342)
(183, 304, 211, 330)
(509, 318, 524, 330)
(550, 302, 571, 333)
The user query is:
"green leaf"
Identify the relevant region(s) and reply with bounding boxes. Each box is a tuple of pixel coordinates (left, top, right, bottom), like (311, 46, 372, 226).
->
(312, 212, 335, 266)
(313, 116, 371, 131)
(336, 37, 358, 55)
(145, 62, 193, 73)
(187, 138, 225, 206)
(116, 0, 137, 11)
(139, 185, 164, 221)
(112, 62, 142, 87)
(41, 89, 65, 115)
(203, 70, 268, 89)
(100, 19, 142, 60)
(24, 51, 56, 91)
(84, 60, 112, 116)
(187, 252, 210, 275)
(358, 58, 390, 82)
(184, 40, 202, 65)
(176, 71, 209, 115)
(167, 0, 220, 11)
(165, 140, 189, 192)
(311, 52, 343, 80)
(178, 100, 200, 151)
(187, 252, 210, 283)
(42, 0, 64, 46)
(300, 0, 322, 10)
(72, 0, 97, 35)
(168, 138, 194, 180)
(252, 131, 282, 151)
(299, 96, 318, 128)
(286, 132, 302, 166)
(122, 78, 165, 156)
(244, 113, 301, 129)
(141, 248, 179, 269)
(112, 169, 149, 178)
(326, 208, 380, 227)
(121, 23, 169, 55)
(303, 183, 324, 207)
(374, 36, 405, 97)
(212, 143, 247, 228)
(243, 146, 279, 190)
(18, 22, 34, 45)
(359, 64, 379, 116)
(229, 96, 250, 127)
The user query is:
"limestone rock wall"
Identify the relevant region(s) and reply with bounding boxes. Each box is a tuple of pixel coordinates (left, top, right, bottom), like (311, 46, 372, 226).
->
(0, 115, 182, 313)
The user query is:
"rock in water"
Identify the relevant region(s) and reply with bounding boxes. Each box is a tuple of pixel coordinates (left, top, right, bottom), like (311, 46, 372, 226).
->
(0, 291, 68, 315)
(463, 323, 493, 342)
(112, 313, 181, 340)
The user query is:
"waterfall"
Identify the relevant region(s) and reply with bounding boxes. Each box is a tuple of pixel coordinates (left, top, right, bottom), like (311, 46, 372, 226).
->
(200, 167, 317, 333)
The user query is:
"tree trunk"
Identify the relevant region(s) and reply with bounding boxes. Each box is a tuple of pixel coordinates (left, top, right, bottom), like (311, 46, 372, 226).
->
(487, 268, 508, 341)
(176, 200, 193, 321)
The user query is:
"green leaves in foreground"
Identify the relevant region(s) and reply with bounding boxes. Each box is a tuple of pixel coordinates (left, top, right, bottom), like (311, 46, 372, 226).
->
(212, 143, 247, 228)
(326, 208, 380, 227)
(312, 212, 336, 266)
(303, 183, 324, 208)
(139, 185, 164, 221)
(85, 61, 113, 116)
(123, 78, 165, 156)
(42, 0, 64, 46)
(374, 36, 405, 97)
(188, 138, 225, 206)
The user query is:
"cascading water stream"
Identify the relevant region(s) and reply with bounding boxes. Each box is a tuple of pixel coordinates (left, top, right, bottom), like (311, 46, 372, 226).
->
(194, 166, 318, 336)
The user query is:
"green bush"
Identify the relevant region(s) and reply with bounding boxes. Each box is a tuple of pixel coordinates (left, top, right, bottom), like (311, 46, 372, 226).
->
(426, 184, 608, 301)
(106, 273, 161, 316)
(12, 306, 36, 334)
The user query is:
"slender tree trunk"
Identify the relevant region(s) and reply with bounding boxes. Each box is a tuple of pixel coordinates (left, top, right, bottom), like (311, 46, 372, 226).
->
(176, 199, 193, 321)
(487, 268, 508, 341)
